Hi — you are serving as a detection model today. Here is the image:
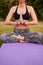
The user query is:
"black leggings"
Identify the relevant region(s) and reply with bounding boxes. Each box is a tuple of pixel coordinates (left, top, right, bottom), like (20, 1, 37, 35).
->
(0, 28, 43, 43)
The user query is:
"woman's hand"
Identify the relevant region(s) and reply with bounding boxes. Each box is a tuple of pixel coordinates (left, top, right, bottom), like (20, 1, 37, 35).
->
(19, 20, 29, 25)
(14, 20, 21, 25)
(15, 22, 20, 25)
(15, 20, 28, 25)
(24, 21, 29, 25)
(21, 21, 29, 25)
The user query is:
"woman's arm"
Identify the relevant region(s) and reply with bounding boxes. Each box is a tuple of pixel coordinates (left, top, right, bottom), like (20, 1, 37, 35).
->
(5, 6, 17, 25)
(27, 6, 38, 25)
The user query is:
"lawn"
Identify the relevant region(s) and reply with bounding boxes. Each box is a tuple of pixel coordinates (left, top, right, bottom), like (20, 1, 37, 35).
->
(0, 21, 43, 34)
(0, 21, 43, 46)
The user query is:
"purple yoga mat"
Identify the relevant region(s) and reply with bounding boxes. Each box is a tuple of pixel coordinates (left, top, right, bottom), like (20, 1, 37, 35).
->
(0, 43, 43, 65)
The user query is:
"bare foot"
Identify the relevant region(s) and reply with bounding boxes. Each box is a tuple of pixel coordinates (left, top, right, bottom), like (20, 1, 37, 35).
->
(11, 35, 24, 40)
(20, 40, 25, 43)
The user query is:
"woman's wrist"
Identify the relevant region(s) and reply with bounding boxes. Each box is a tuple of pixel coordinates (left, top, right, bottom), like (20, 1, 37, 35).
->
(10, 21, 21, 25)
(28, 21, 38, 25)
(10, 22, 16, 25)
(5, 21, 15, 25)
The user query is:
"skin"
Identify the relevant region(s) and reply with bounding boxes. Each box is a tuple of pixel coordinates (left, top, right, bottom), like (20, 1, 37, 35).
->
(5, 0, 38, 42)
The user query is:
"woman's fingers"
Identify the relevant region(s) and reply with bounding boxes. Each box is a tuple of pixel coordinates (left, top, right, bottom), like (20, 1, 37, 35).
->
(20, 21, 28, 25)
(15, 20, 20, 25)
(16, 22, 20, 25)
(24, 22, 28, 25)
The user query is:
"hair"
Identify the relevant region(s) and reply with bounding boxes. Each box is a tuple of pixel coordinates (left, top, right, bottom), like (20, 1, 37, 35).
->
(16, 1, 19, 5)
(16, 0, 27, 5)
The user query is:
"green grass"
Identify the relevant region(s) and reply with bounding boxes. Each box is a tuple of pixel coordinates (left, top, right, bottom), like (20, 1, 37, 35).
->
(0, 21, 14, 34)
(29, 21, 43, 33)
(0, 21, 43, 46)
(0, 21, 43, 34)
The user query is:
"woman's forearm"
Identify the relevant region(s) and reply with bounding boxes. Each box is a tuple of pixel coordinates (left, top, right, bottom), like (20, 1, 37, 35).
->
(10, 21, 16, 25)
(5, 20, 16, 25)
(28, 21, 38, 25)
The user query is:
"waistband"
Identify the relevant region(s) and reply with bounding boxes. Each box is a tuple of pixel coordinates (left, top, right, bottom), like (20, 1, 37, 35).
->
(13, 28, 30, 33)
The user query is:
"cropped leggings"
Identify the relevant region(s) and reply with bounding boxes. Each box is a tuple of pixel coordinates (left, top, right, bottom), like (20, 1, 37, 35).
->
(0, 28, 43, 44)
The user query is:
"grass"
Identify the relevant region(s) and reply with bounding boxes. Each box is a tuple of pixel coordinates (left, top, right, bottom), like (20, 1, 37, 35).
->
(0, 21, 14, 34)
(0, 21, 43, 34)
(0, 21, 43, 46)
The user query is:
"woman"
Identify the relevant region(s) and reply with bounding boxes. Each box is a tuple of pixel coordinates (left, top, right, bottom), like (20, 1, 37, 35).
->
(0, 0, 43, 43)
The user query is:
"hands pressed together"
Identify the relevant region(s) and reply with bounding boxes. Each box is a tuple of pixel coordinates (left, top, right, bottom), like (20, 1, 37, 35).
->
(15, 20, 29, 25)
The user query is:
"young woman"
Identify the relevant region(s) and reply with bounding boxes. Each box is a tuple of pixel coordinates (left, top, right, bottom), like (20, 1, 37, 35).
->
(0, 0, 43, 43)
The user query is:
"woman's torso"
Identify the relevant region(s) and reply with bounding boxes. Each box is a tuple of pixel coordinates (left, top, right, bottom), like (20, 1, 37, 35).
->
(13, 5, 31, 29)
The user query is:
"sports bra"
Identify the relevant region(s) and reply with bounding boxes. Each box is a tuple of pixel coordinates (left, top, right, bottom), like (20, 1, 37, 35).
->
(13, 5, 30, 20)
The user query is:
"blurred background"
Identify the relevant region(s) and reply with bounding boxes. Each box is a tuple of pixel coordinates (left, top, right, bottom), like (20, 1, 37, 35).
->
(0, 0, 43, 45)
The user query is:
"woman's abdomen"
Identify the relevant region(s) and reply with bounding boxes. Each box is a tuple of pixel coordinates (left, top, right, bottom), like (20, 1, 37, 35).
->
(14, 24, 29, 29)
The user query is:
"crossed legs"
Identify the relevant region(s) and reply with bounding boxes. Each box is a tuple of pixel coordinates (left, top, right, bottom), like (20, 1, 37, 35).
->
(0, 32, 43, 43)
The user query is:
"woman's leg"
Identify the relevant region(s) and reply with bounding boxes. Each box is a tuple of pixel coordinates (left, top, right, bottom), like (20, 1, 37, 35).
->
(24, 31, 43, 44)
(0, 32, 20, 43)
